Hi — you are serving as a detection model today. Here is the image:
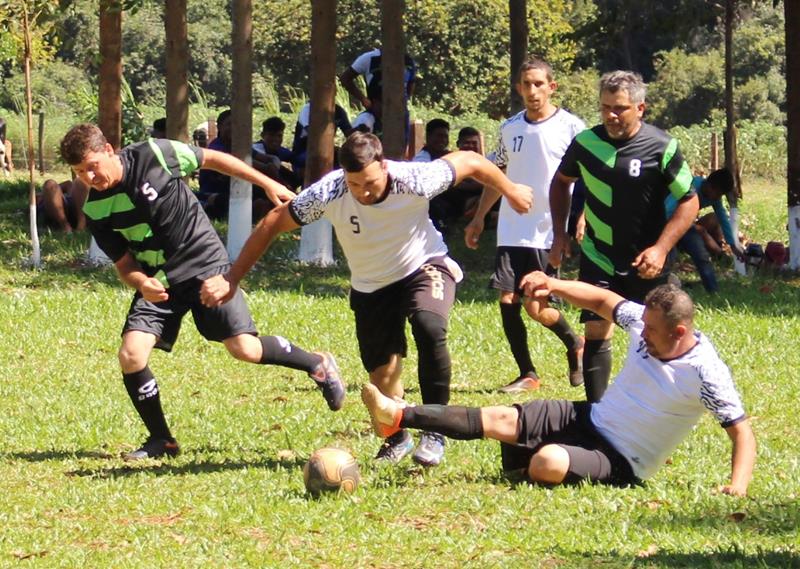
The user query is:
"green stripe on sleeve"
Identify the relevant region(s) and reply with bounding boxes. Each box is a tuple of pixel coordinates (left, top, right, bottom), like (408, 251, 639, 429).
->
(669, 161, 693, 199)
(148, 139, 172, 175)
(153, 269, 169, 288)
(661, 137, 678, 171)
(578, 163, 613, 207)
(575, 130, 617, 168)
(583, 204, 613, 246)
(169, 140, 200, 177)
(83, 192, 136, 220)
(580, 234, 615, 276)
(116, 223, 153, 242)
(134, 249, 166, 267)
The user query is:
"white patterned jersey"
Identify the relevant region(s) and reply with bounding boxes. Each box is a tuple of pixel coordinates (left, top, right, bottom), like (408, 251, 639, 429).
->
(591, 301, 746, 480)
(492, 108, 585, 248)
(289, 159, 454, 292)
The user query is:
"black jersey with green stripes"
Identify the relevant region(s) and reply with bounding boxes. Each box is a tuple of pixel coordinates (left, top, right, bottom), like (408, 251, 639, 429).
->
(83, 139, 229, 287)
(559, 122, 693, 276)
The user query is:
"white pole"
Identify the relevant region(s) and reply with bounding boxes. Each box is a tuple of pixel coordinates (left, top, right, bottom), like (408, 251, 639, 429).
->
(728, 206, 746, 275)
(87, 236, 111, 265)
(226, 175, 253, 261)
(298, 219, 335, 266)
(789, 205, 800, 271)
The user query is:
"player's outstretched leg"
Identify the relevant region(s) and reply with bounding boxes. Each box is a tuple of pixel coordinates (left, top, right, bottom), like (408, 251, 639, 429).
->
(498, 301, 540, 393)
(308, 352, 346, 411)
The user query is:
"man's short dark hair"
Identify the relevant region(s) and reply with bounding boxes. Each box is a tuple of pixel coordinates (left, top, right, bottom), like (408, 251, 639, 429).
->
(425, 118, 450, 137)
(152, 117, 166, 133)
(644, 284, 695, 329)
(339, 131, 384, 173)
(706, 168, 734, 195)
(517, 56, 554, 83)
(60, 123, 109, 165)
(457, 126, 480, 142)
(217, 109, 232, 126)
(262, 116, 285, 134)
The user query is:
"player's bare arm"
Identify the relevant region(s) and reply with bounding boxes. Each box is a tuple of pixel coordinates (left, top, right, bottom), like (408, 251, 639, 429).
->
(339, 67, 369, 109)
(444, 150, 532, 214)
(200, 202, 301, 307)
(114, 252, 168, 303)
(719, 419, 756, 497)
(464, 185, 502, 250)
(633, 193, 700, 279)
(548, 170, 577, 268)
(521, 271, 624, 324)
(201, 148, 295, 206)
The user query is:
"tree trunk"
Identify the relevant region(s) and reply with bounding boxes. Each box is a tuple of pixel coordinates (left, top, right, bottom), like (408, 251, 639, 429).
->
(227, 0, 253, 260)
(509, 0, 528, 115)
(724, 0, 741, 205)
(98, 0, 122, 149)
(786, 0, 800, 269)
(299, 0, 337, 266)
(381, 0, 406, 159)
(22, 5, 40, 268)
(164, 0, 189, 142)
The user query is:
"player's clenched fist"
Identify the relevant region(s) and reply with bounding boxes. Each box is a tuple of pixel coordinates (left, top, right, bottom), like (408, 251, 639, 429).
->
(201, 273, 236, 307)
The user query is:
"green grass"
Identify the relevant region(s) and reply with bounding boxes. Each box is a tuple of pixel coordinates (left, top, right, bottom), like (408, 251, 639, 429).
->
(1, 174, 799, 567)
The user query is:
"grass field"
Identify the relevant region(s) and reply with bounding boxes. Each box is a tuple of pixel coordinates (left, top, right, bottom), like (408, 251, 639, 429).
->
(1, 173, 799, 567)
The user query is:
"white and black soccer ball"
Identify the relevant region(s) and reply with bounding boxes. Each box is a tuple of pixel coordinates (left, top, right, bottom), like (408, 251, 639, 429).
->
(303, 447, 360, 496)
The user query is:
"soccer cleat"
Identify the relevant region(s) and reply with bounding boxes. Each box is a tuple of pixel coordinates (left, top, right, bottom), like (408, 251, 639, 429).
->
(567, 337, 585, 387)
(374, 429, 415, 463)
(361, 383, 405, 438)
(123, 437, 180, 461)
(412, 431, 446, 467)
(499, 373, 541, 393)
(310, 352, 346, 411)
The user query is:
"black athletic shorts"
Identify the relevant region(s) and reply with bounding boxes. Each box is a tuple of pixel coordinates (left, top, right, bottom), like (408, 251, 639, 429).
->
(578, 255, 669, 323)
(349, 256, 457, 372)
(490, 246, 556, 295)
(123, 265, 258, 352)
(500, 399, 638, 487)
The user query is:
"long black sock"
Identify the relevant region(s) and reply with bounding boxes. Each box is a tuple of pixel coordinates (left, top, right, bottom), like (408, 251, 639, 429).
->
(401, 405, 484, 440)
(583, 339, 612, 402)
(545, 313, 581, 350)
(259, 336, 322, 373)
(409, 311, 451, 405)
(122, 367, 173, 441)
(500, 302, 536, 377)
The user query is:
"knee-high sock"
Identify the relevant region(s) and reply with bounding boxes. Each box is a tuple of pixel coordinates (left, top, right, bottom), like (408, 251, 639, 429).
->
(500, 302, 536, 377)
(401, 405, 484, 440)
(259, 336, 322, 373)
(583, 339, 612, 402)
(409, 311, 451, 405)
(545, 313, 581, 350)
(123, 367, 173, 441)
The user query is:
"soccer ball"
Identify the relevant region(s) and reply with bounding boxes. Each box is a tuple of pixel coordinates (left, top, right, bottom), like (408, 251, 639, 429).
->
(303, 447, 360, 496)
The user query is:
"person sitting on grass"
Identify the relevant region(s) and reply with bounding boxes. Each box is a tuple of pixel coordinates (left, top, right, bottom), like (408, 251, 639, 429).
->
(59, 123, 346, 461)
(362, 272, 755, 494)
(36, 178, 89, 233)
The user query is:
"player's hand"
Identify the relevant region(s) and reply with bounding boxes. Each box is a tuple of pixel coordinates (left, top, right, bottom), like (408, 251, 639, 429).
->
(519, 270, 552, 299)
(201, 273, 237, 307)
(464, 218, 484, 250)
(265, 185, 296, 207)
(575, 214, 586, 244)
(140, 277, 169, 303)
(632, 245, 668, 279)
(506, 183, 533, 214)
(548, 233, 570, 269)
(731, 244, 745, 262)
(717, 483, 748, 497)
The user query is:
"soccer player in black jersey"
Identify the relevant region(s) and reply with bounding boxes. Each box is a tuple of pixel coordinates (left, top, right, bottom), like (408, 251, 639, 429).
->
(548, 71, 700, 403)
(60, 123, 346, 460)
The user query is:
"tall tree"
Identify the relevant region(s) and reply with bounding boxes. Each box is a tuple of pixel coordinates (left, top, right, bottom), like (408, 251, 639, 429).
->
(786, 0, 800, 270)
(98, 0, 122, 148)
(724, 0, 742, 205)
(509, 0, 528, 114)
(227, 0, 253, 259)
(298, 0, 337, 266)
(381, 0, 406, 159)
(165, 0, 189, 142)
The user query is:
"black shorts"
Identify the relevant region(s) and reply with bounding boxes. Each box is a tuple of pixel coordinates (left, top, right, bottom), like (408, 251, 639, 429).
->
(490, 246, 556, 295)
(578, 255, 669, 323)
(349, 256, 457, 372)
(123, 266, 258, 352)
(500, 399, 638, 487)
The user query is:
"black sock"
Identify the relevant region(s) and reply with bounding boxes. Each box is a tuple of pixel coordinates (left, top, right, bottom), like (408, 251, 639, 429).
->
(122, 367, 173, 441)
(500, 302, 536, 377)
(259, 336, 322, 373)
(401, 405, 484, 440)
(545, 313, 581, 350)
(583, 339, 612, 402)
(409, 311, 451, 405)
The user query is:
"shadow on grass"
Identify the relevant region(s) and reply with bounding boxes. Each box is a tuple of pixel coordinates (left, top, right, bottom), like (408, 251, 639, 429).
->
(2, 449, 115, 461)
(591, 549, 800, 568)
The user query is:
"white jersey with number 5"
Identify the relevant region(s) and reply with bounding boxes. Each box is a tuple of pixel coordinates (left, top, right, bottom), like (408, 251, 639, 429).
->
(493, 108, 585, 249)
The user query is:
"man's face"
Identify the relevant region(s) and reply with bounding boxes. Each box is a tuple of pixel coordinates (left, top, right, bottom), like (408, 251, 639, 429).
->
(426, 128, 450, 156)
(600, 89, 645, 140)
(344, 159, 389, 205)
(457, 135, 481, 154)
(71, 144, 120, 191)
(262, 130, 284, 154)
(641, 307, 683, 359)
(516, 68, 555, 115)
